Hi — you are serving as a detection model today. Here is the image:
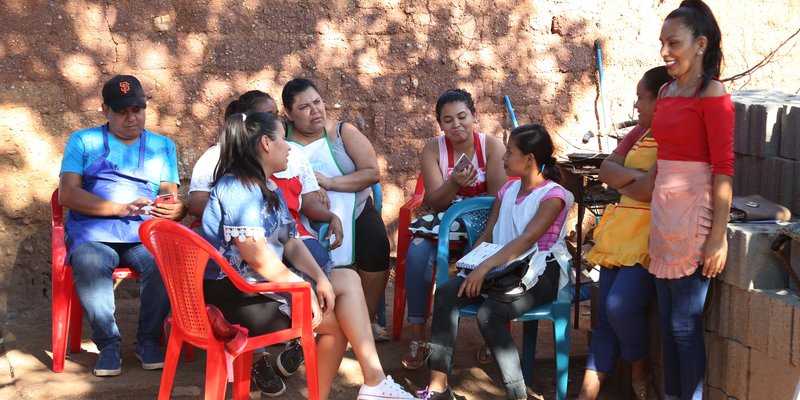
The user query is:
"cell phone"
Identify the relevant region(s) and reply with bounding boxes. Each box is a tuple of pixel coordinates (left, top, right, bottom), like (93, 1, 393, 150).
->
(154, 193, 176, 206)
(453, 153, 471, 172)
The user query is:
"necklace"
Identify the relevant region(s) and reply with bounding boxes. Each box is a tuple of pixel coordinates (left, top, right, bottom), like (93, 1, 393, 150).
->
(670, 74, 702, 97)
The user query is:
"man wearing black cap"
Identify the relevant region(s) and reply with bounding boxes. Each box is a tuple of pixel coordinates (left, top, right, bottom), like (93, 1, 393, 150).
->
(58, 75, 185, 376)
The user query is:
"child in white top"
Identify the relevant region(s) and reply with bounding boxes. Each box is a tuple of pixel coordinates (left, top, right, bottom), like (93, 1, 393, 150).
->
(420, 124, 573, 400)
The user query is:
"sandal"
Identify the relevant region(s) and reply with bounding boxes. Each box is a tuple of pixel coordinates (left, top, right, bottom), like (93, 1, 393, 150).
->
(401, 340, 430, 370)
(371, 323, 390, 342)
(476, 344, 494, 365)
(632, 376, 659, 400)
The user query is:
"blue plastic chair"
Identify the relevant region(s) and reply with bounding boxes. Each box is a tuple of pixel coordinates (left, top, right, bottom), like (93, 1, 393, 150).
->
(434, 197, 571, 400)
(317, 183, 386, 327)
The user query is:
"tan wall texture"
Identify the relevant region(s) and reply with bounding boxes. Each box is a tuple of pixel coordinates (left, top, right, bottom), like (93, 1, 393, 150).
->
(1, 0, 799, 314)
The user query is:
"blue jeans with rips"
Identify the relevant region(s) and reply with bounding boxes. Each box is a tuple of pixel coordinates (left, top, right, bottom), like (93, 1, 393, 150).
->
(404, 237, 437, 324)
(70, 241, 170, 351)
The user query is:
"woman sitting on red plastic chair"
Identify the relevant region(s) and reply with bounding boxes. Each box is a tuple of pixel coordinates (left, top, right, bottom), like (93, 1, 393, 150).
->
(402, 89, 507, 370)
(200, 111, 413, 400)
(188, 91, 345, 395)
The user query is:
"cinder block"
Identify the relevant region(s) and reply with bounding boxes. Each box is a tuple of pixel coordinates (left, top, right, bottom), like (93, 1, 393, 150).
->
(733, 153, 744, 196)
(733, 101, 751, 155)
(727, 286, 750, 343)
(780, 106, 800, 161)
(723, 339, 750, 399)
(713, 282, 731, 338)
(705, 385, 727, 400)
(749, 348, 800, 400)
(747, 103, 783, 157)
(760, 157, 797, 209)
(722, 224, 789, 290)
(794, 302, 800, 367)
(739, 155, 763, 195)
(705, 280, 722, 333)
(748, 290, 771, 352)
(705, 332, 726, 389)
(794, 161, 800, 216)
(766, 291, 794, 364)
(792, 240, 800, 292)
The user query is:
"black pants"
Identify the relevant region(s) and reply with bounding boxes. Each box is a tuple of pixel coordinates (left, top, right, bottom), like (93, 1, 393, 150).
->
(427, 259, 560, 399)
(203, 278, 291, 336)
(353, 197, 390, 272)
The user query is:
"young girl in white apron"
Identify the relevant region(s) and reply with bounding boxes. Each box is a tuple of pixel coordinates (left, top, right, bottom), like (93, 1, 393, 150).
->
(419, 124, 573, 400)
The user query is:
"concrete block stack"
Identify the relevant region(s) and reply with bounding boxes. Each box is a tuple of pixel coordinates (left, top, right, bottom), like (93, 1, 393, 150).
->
(732, 90, 800, 216)
(647, 223, 800, 399)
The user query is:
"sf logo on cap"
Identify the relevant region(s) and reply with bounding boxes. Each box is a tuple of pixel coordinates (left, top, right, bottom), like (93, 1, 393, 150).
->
(119, 81, 131, 94)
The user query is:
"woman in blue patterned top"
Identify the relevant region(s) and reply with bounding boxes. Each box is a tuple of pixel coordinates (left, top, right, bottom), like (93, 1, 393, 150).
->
(201, 111, 413, 400)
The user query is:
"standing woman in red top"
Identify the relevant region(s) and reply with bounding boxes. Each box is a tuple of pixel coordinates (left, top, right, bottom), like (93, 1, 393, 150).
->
(649, 1, 734, 399)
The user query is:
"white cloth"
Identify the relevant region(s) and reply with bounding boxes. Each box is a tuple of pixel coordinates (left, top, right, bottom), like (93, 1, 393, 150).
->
(188, 143, 319, 195)
(493, 180, 574, 301)
(291, 135, 357, 267)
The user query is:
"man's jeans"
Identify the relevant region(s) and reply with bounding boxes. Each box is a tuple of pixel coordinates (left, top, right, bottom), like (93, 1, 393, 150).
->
(70, 242, 170, 351)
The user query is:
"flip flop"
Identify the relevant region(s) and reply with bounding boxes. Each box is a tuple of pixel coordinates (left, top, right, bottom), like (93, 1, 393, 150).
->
(476, 344, 494, 365)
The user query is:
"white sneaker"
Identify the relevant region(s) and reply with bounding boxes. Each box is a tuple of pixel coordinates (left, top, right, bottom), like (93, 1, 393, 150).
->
(357, 375, 415, 399)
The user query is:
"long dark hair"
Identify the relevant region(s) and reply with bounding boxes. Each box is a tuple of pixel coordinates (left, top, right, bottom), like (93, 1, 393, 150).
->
(224, 90, 274, 120)
(665, 0, 724, 93)
(435, 89, 477, 121)
(281, 78, 319, 111)
(214, 111, 281, 210)
(509, 124, 561, 183)
(642, 66, 671, 98)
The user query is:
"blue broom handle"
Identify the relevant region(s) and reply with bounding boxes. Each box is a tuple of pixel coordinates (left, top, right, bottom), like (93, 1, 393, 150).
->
(504, 95, 518, 128)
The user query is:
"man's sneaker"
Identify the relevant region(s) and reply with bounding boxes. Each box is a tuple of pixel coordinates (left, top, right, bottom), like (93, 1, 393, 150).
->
(417, 386, 456, 400)
(276, 339, 304, 377)
(357, 375, 415, 399)
(135, 342, 165, 370)
(252, 356, 286, 397)
(93, 346, 122, 377)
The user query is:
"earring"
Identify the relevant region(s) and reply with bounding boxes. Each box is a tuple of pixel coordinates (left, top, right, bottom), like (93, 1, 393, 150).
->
(697, 50, 704, 55)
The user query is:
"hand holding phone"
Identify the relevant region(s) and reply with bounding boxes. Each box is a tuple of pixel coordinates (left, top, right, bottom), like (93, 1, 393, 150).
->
(454, 153, 471, 172)
(154, 193, 176, 206)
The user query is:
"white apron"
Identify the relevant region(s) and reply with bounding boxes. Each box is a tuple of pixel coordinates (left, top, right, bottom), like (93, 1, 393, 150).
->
(288, 129, 357, 267)
(493, 180, 575, 301)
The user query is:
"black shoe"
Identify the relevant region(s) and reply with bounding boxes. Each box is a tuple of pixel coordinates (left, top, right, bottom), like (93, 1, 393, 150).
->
(252, 356, 286, 397)
(276, 339, 305, 377)
(419, 386, 456, 400)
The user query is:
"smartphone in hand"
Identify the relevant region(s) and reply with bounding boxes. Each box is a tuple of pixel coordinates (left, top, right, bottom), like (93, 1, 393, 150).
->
(454, 153, 471, 172)
(154, 193, 176, 206)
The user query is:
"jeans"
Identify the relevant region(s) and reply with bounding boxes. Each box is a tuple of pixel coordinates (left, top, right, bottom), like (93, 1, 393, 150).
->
(405, 237, 437, 324)
(427, 260, 559, 399)
(586, 264, 655, 374)
(655, 267, 710, 400)
(70, 241, 170, 351)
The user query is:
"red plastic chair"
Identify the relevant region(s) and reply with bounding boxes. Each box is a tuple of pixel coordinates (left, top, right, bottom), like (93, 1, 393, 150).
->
(50, 188, 142, 372)
(392, 175, 426, 340)
(139, 219, 319, 400)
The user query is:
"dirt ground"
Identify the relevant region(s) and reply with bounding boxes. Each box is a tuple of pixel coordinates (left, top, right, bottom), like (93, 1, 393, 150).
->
(0, 279, 601, 400)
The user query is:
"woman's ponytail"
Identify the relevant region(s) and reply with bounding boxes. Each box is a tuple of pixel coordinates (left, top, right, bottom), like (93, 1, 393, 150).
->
(216, 112, 281, 211)
(509, 124, 561, 183)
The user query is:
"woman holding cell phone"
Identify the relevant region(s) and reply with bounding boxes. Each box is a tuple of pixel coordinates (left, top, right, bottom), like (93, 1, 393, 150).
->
(401, 89, 507, 370)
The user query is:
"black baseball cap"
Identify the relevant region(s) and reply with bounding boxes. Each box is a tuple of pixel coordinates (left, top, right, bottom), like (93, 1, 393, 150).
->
(102, 75, 147, 112)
